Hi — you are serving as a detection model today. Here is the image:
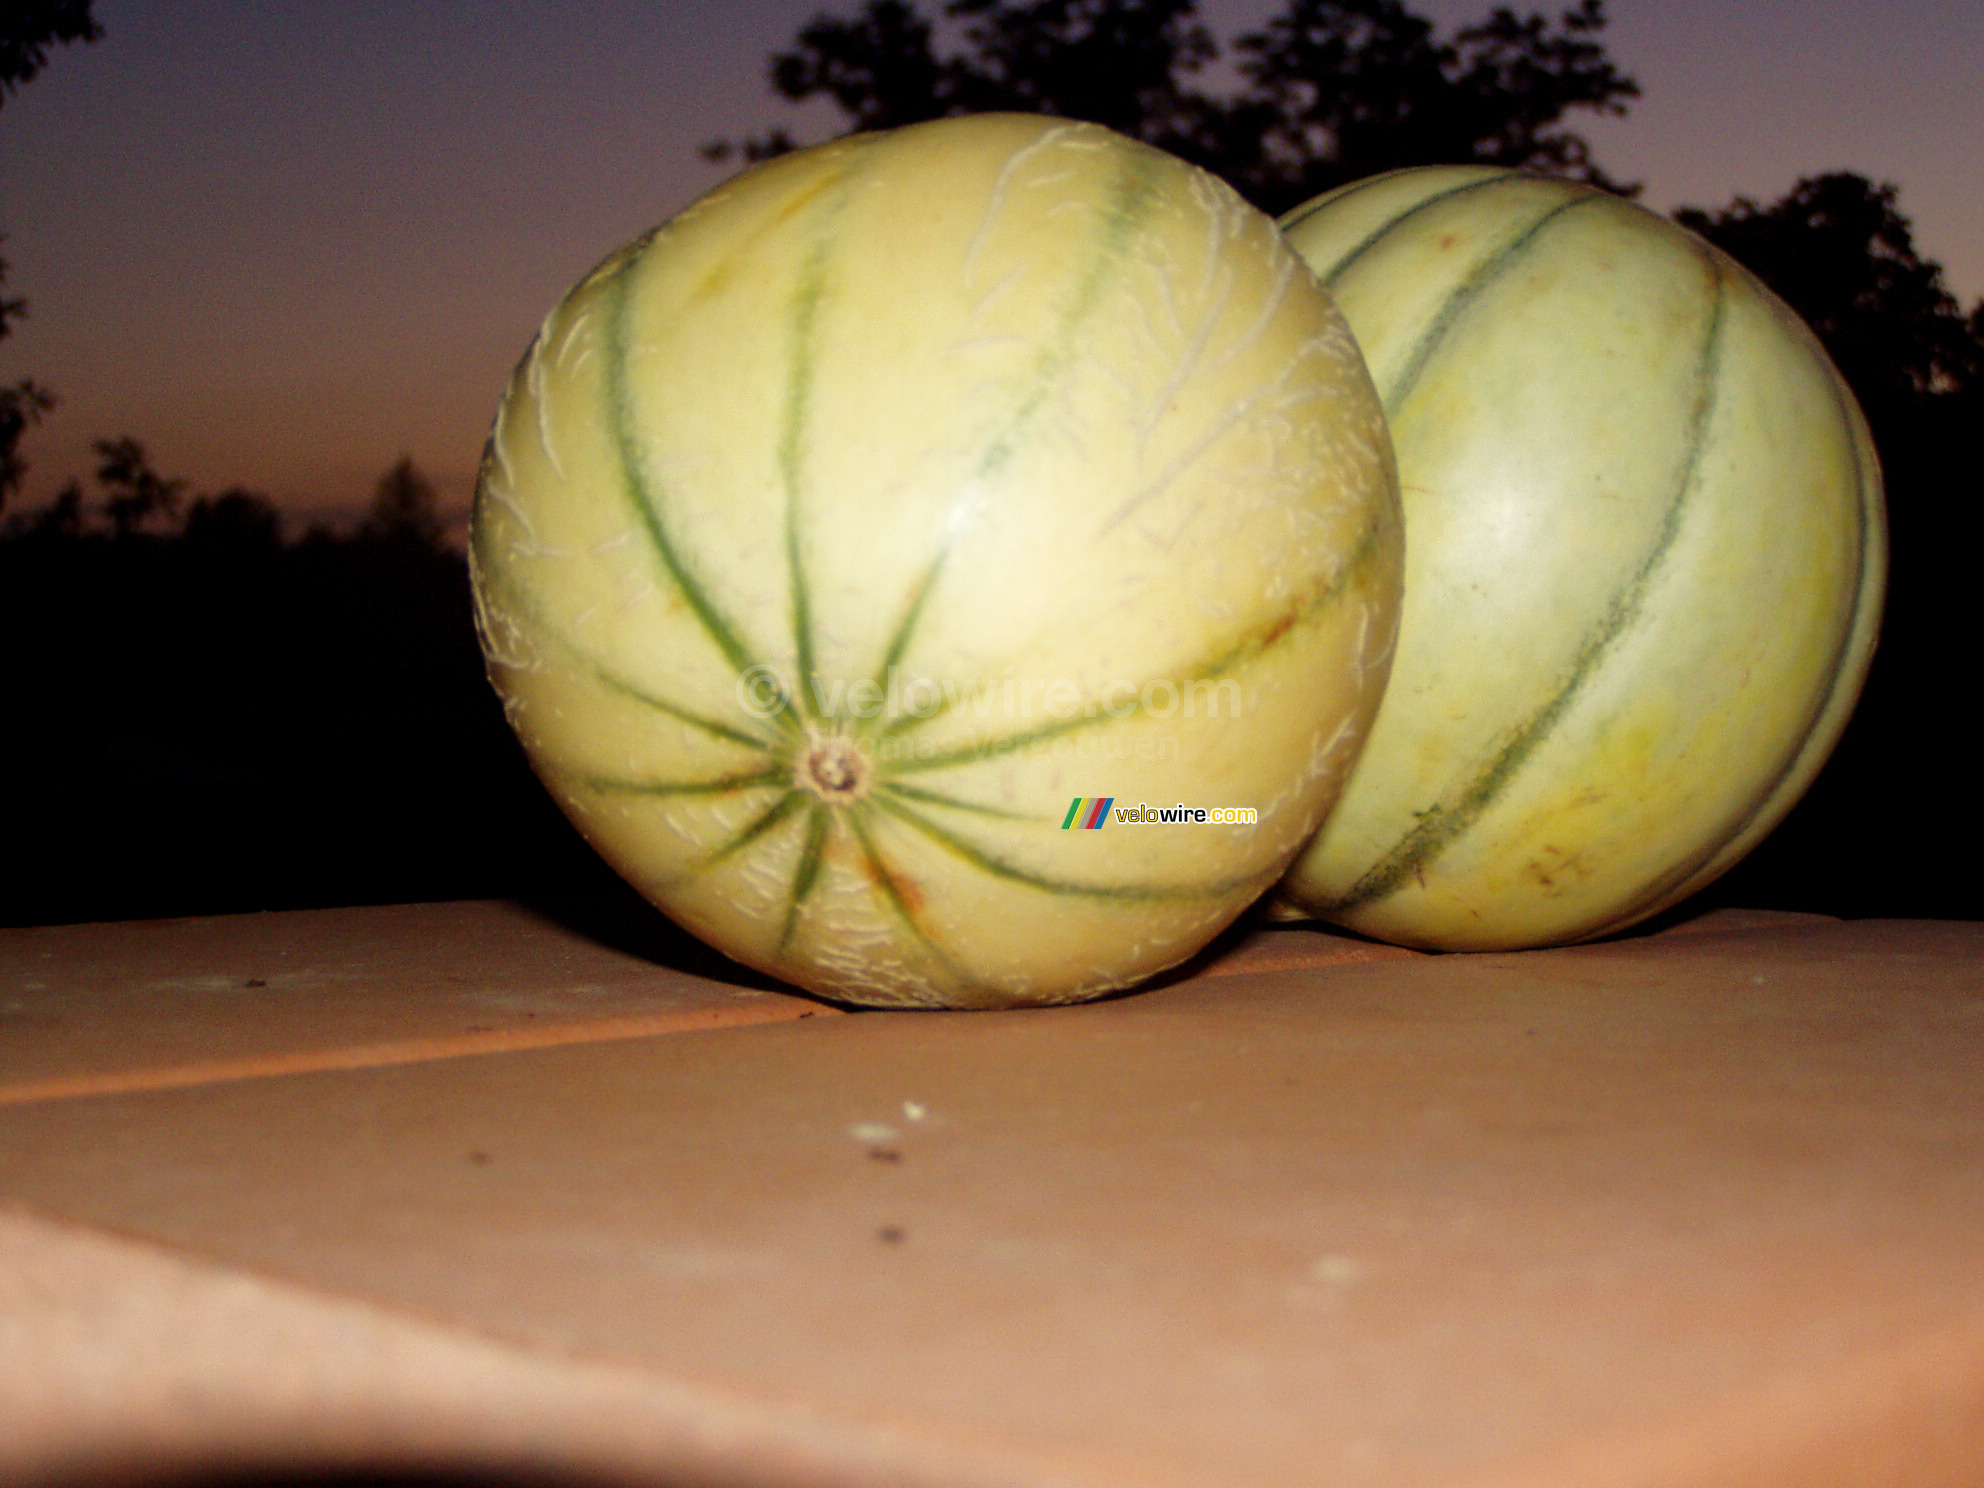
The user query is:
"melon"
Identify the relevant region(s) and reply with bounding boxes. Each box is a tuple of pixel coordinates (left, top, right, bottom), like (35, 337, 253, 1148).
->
(1273, 166, 1885, 950)
(470, 115, 1401, 1008)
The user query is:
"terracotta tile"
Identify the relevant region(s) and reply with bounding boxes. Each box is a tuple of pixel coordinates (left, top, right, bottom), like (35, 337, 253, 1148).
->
(1508, 914, 1984, 971)
(0, 1207, 1060, 1488)
(0, 900, 834, 1105)
(1637, 907, 1842, 939)
(1189, 921, 1423, 979)
(1183, 906, 1827, 981)
(2, 921, 1981, 1488)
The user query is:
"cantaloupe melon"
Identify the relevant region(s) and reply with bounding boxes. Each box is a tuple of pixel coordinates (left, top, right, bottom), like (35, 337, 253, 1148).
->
(1274, 166, 1885, 950)
(471, 115, 1401, 1007)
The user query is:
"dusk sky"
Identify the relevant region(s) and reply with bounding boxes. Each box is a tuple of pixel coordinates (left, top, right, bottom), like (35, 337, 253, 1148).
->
(4, 0, 1980, 532)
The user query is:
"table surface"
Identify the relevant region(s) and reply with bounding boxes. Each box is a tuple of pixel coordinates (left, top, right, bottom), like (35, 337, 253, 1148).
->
(2, 901, 1981, 1488)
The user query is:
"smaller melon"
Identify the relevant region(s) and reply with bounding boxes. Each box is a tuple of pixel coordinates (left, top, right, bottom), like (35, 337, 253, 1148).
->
(1273, 166, 1886, 951)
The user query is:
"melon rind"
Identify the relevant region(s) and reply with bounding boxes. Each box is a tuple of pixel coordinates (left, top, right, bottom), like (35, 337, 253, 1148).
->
(472, 115, 1402, 1007)
(1274, 166, 1886, 951)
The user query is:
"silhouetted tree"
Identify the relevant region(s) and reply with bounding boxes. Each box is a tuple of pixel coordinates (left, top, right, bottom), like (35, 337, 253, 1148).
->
(3, 478, 84, 539)
(1, 249, 62, 515)
(1, 2, 100, 511)
(942, 0, 1217, 152)
(1229, 0, 1636, 207)
(0, 382, 55, 514)
(93, 435, 184, 538)
(360, 454, 446, 548)
(709, 0, 955, 160)
(710, 0, 1637, 212)
(0, 247, 26, 338)
(1677, 173, 1983, 408)
(0, 0, 100, 107)
(182, 486, 284, 548)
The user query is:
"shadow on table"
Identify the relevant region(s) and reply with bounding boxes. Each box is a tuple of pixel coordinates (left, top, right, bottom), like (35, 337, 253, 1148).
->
(512, 869, 800, 1000)
(47, 1468, 680, 1488)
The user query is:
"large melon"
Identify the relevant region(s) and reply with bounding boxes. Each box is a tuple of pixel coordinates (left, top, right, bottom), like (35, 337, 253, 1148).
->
(1274, 166, 1885, 950)
(471, 115, 1401, 1008)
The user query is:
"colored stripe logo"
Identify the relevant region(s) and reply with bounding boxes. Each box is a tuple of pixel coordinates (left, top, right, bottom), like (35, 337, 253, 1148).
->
(1062, 797, 1114, 830)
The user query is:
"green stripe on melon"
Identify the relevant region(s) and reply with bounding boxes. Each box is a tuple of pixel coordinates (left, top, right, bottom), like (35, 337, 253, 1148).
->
(470, 115, 1402, 1007)
(1274, 166, 1884, 951)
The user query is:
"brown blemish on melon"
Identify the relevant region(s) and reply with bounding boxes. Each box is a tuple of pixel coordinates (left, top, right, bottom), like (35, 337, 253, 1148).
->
(863, 853, 926, 915)
(1259, 608, 1298, 649)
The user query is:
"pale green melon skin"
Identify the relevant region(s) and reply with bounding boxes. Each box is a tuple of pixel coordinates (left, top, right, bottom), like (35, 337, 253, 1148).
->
(471, 115, 1401, 1007)
(1274, 166, 1886, 951)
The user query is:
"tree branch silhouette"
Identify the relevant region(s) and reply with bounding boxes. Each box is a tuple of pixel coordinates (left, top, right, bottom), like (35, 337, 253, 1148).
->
(1678, 174, 1984, 406)
(706, 0, 1638, 212)
(0, 0, 101, 108)
(1, 1, 101, 513)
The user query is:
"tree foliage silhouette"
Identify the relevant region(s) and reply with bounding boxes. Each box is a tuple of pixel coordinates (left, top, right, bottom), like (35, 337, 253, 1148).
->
(93, 436, 185, 538)
(1, 244, 61, 514)
(1, 437, 289, 547)
(0, 0, 100, 108)
(0, 0, 101, 513)
(183, 486, 285, 548)
(1231, 0, 1635, 205)
(1677, 174, 1984, 409)
(0, 385, 56, 512)
(360, 455, 446, 548)
(709, 0, 1637, 212)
